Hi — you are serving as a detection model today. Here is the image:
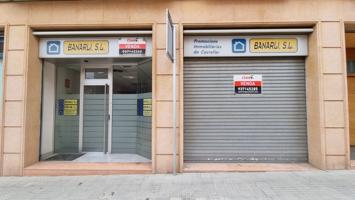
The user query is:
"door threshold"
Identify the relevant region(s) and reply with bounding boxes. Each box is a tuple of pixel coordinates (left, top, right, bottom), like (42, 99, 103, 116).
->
(24, 161, 152, 176)
(183, 163, 317, 172)
(72, 152, 151, 163)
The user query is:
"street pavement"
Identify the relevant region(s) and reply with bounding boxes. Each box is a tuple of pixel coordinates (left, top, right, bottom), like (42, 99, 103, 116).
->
(0, 171, 355, 200)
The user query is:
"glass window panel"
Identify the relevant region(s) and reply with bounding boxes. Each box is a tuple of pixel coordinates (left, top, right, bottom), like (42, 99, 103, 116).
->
(0, 59, 2, 112)
(85, 68, 108, 79)
(54, 65, 81, 153)
(348, 60, 355, 74)
(0, 34, 3, 114)
(112, 61, 152, 160)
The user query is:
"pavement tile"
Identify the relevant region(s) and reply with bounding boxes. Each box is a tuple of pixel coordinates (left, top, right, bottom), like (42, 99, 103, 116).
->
(1, 171, 355, 199)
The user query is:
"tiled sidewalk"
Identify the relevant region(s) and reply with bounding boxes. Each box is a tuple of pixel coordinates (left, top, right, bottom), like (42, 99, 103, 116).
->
(1, 171, 355, 200)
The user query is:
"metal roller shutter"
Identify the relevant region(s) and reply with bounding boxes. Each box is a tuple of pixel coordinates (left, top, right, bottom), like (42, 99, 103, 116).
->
(184, 58, 308, 163)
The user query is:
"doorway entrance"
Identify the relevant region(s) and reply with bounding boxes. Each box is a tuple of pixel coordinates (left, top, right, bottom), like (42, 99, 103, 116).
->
(80, 66, 111, 154)
(346, 31, 355, 165)
(40, 58, 152, 163)
(347, 51, 355, 161)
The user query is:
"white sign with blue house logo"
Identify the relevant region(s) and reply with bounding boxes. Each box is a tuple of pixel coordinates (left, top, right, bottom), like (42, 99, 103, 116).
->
(39, 37, 153, 58)
(47, 41, 61, 55)
(184, 35, 308, 57)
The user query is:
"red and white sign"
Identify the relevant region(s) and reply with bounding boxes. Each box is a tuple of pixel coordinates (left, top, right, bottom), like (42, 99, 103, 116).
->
(118, 38, 146, 56)
(234, 74, 262, 94)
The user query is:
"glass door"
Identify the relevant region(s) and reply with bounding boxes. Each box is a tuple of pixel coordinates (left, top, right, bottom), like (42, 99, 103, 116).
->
(82, 85, 109, 153)
(79, 66, 112, 153)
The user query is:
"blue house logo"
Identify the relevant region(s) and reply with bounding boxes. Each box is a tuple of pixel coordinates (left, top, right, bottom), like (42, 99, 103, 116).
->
(47, 41, 61, 55)
(232, 39, 246, 53)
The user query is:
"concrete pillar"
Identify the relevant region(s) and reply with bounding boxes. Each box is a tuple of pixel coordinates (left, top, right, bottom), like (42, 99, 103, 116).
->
(320, 21, 349, 169)
(2, 25, 28, 176)
(154, 23, 180, 173)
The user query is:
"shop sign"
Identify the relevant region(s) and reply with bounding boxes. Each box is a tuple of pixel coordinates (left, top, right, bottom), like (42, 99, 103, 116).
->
(250, 38, 297, 53)
(143, 99, 152, 117)
(63, 40, 109, 55)
(58, 99, 78, 116)
(118, 38, 146, 56)
(234, 74, 262, 94)
(39, 37, 152, 58)
(184, 35, 307, 57)
(166, 9, 175, 62)
(137, 98, 152, 117)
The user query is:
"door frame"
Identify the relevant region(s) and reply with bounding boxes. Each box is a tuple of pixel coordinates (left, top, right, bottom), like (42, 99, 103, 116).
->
(78, 64, 113, 153)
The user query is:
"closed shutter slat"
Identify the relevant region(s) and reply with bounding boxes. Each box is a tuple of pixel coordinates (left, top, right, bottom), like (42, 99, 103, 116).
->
(184, 58, 308, 163)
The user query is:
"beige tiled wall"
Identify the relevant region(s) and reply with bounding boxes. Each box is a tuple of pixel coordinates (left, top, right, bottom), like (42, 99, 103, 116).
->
(2, 25, 27, 176)
(0, 0, 354, 175)
(154, 23, 180, 173)
(320, 21, 349, 169)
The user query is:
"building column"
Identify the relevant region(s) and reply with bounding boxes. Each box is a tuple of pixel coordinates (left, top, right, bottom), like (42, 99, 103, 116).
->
(320, 21, 349, 169)
(1, 25, 28, 176)
(154, 23, 180, 173)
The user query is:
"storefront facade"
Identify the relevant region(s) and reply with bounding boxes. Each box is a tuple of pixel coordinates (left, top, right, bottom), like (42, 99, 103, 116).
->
(0, 0, 354, 176)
